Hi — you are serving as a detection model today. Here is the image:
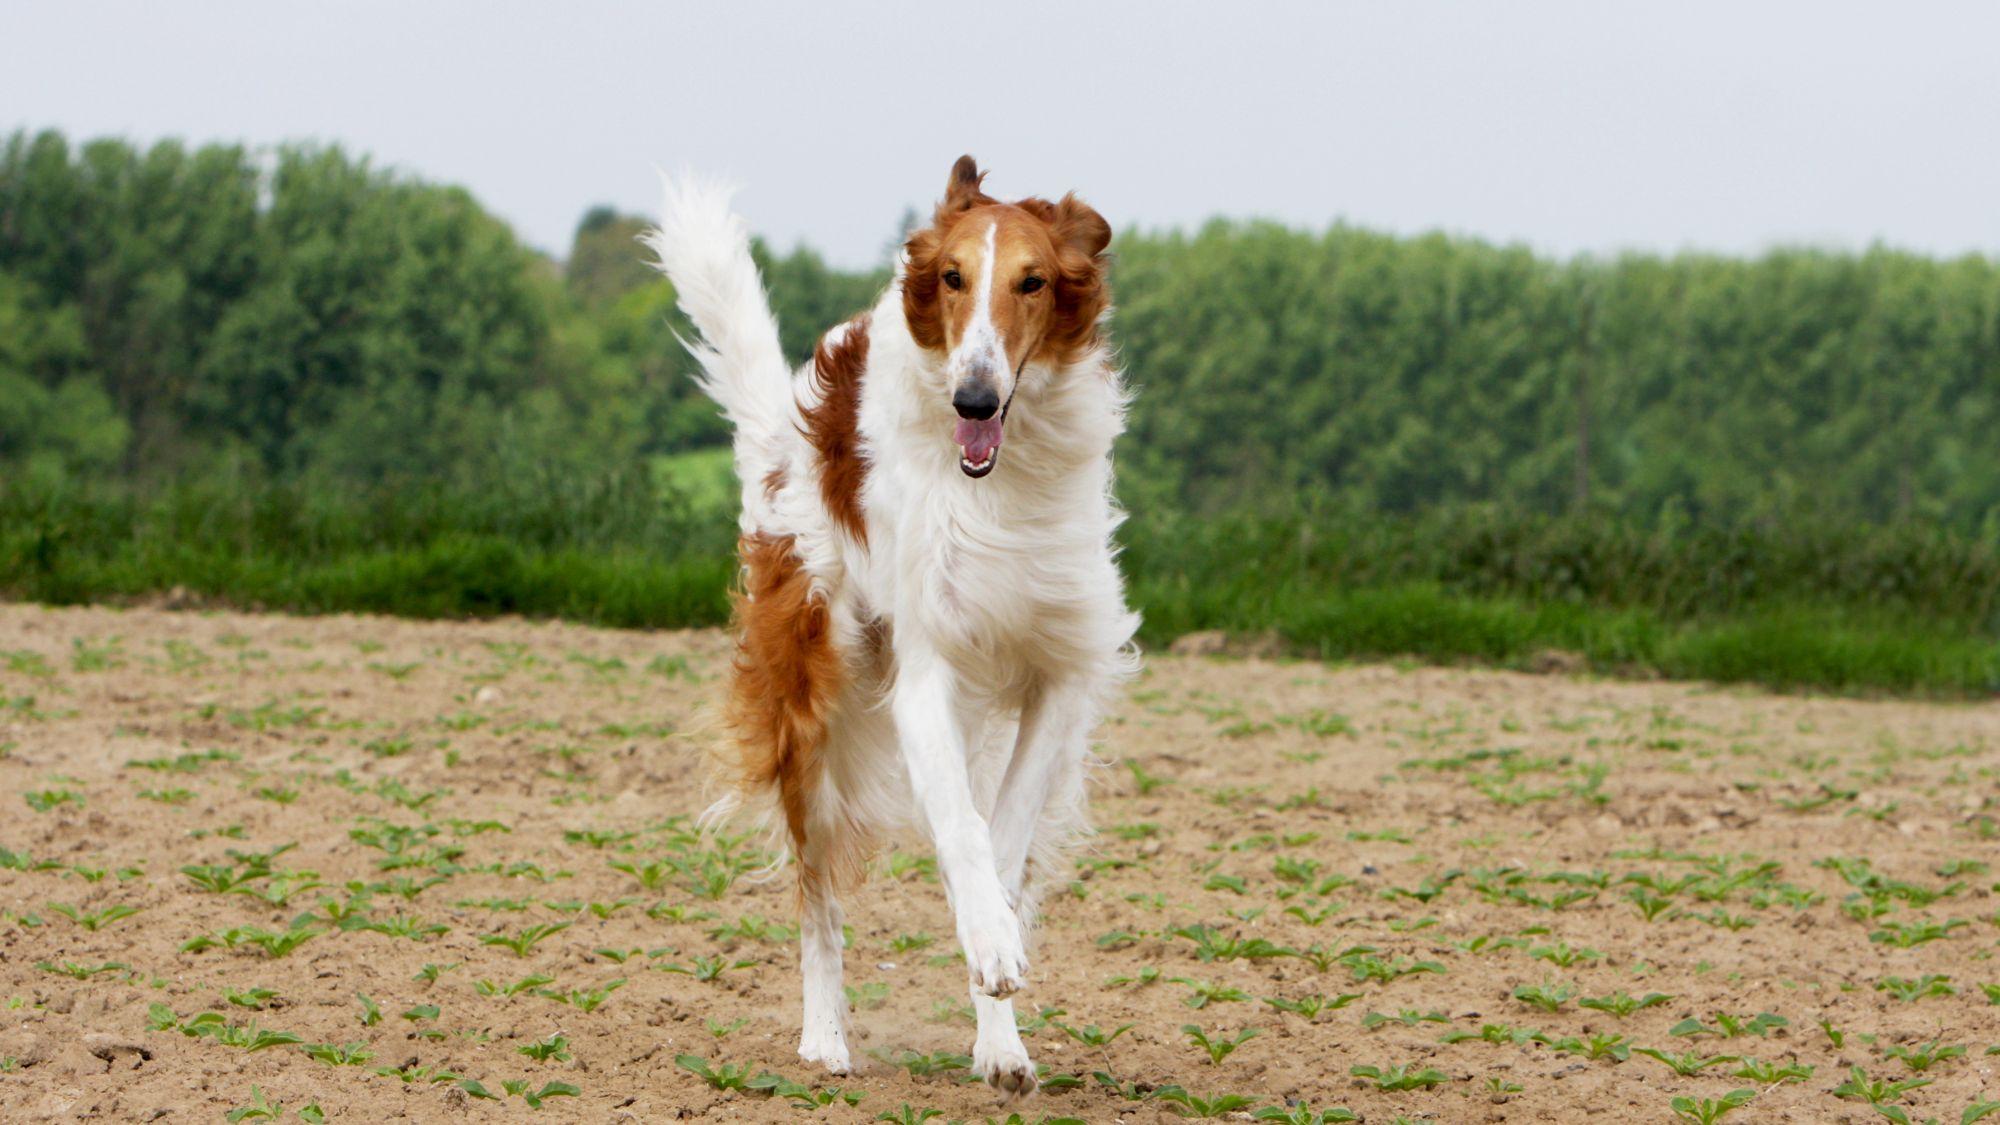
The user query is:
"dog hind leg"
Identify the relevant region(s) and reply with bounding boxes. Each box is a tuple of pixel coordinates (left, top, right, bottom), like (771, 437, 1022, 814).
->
(795, 817, 852, 1073)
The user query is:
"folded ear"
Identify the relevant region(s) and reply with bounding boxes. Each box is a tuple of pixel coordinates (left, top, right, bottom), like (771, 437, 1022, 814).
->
(940, 155, 986, 216)
(1053, 192, 1112, 259)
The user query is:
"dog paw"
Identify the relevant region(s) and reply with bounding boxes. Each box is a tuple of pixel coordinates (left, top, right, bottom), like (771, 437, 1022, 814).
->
(798, 1031, 851, 1075)
(961, 921, 1028, 998)
(975, 1044, 1037, 1104)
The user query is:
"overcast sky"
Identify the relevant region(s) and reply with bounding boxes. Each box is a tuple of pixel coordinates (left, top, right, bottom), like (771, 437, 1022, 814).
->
(5, 1, 1997, 268)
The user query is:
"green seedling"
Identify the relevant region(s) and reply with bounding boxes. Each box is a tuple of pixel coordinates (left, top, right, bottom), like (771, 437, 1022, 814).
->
(1528, 941, 1600, 967)
(846, 982, 892, 1010)
(1361, 1009, 1449, 1028)
(498, 1079, 580, 1108)
(363, 914, 449, 941)
(1669, 1088, 1755, 1125)
(1877, 975, 1956, 1002)
(476, 974, 555, 998)
(25, 790, 83, 813)
(1870, 919, 1969, 947)
(479, 921, 572, 957)
(1182, 1024, 1261, 1064)
(871, 1048, 971, 1077)
(36, 960, 126, 980)
(1171, 978, 1250, 1009)
(534, 978, 625, 1012)
(607, 857, 674, 890)
(658, 954, 757, 982)
(1150, 1087, 1259, 1118)
(302, 1042, 375, 1066)
(1884, 1040, 1966, 1072)
(1579, 991, 1673, 1018)
(1263, 992, 1364, 1019)
(356, 993, 382, 1027)
(519, 1034, 571, 1063)
(224, 987, 279, 1010)
(1253, 1103, 1360, 1125)
(705, 1017, 749, 1039)
(413, 962, 461, 982)
(1052, 1020, 1134, 1048)
(872, 1105, 945, 1125)
(1512, 982, 1576, 1013)
(1671, 1012, 1788, 1039)
(1125, 758, 1172, 794)
(1732, 1057, 1813, 1083)
(1831, 1065, 1933, 1106)
(676, 1054, 755, 1091)
(223, 1087, 286, 1123)
(1635, 1048, 1740, 1076)
(1442, 1023, 1545, 1046)
(45, 902, 140, 931)
(1348, 1062, 1448, 1091)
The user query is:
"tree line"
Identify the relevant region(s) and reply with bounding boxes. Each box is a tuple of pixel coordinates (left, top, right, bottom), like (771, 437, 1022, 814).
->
(5, 129, 1998, 530)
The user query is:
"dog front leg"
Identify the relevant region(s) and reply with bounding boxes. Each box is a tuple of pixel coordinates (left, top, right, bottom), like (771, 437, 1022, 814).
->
(988, 680, 1093, 906)
(891, 652, 1027, 998)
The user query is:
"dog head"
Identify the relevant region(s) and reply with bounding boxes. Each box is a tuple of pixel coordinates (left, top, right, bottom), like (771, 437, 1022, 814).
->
(902, 155, 1111, 478)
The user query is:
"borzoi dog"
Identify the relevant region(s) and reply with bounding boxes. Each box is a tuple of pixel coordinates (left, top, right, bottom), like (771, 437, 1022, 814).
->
(645, 155, 1137, 1102)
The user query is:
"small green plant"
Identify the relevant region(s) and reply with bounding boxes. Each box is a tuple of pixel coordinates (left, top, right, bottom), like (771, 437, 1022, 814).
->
(1150, 1087, 1259, 1118)
(1732, 1057, 1812, 1083)
(1348, 1062, 1448, 1091)
(1831, 1065, 1932, 1106)
(534, 978, 625, 1013)
(1511, 981, 1576, 1013)
(518, 1034, 571, 1063)
(1182, 1024, 1261, 1065)
(1263, 992, 1363, 1019)
(1877, 975, 1956, 1002)
(479, 921, 572, 957)
(1253, 1103, 1360, 1125)
(1671, 1012, 1788, 1039)
(1669, 1088, 1755, 1125)
(1634, 1048, 1741, 1077)
(1579, 991, 1673, 1018)
(1126, 758, 1173, 794)
(675, 1054, 754, 1091)
(1883, 1039, 1966, 1073)
(1172, 977, 1251, 1009)
(302, 1042, 375, 1066)
(1052, 1020, 1134, 1048)
(45, 902, 139, 931)
(24, 789, 83, 813)
(223, 1087, 286, 1122)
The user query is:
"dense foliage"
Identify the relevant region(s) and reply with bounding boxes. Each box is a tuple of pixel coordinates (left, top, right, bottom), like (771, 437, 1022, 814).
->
(3, 128, 1997, 693)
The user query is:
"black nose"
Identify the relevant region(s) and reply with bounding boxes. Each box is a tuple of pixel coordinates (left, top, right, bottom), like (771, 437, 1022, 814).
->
(952, 383, 1000, 420)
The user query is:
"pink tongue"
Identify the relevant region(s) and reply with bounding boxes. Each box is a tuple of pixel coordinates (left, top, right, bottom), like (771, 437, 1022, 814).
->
(953, 416, 1004, 462)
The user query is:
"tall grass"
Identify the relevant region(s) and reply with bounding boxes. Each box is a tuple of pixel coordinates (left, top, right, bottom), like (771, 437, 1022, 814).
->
(3, 472, 1993, 696)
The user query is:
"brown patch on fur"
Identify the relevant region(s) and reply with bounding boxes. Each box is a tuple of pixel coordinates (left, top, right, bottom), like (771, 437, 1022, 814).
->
(761, 464, 787, 502)
(799, 316, 871, 544)
(902, 155, 1113, 368)
(723, 533, 843, 865)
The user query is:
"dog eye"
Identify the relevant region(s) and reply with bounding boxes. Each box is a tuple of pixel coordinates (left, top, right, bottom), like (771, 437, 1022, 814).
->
(942, 269, 962, 291)
(1020, 276, 1045, 294)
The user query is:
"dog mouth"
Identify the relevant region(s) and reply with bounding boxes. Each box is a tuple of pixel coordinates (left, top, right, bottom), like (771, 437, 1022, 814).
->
(953, 415, 1004, 478)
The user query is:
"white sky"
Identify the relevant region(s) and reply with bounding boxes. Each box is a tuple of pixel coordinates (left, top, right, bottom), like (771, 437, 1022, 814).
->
(5, 1, 1997, 268)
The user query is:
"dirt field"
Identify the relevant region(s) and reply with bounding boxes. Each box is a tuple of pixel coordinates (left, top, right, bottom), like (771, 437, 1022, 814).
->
(1, 603, 1996, 1124)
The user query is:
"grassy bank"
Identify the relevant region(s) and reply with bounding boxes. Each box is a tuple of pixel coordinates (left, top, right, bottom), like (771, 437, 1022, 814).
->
(3, 473, 1995, 697)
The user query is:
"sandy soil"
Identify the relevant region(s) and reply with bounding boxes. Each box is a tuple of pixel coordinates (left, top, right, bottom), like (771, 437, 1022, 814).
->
(1, 602, 1996, 1124)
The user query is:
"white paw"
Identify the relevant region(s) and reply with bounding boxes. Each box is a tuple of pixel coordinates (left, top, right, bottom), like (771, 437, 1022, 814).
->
(974, 1042, 1037, 1104)
(960, 913, 1029, 998)
(798, 1030, 851, 1075)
